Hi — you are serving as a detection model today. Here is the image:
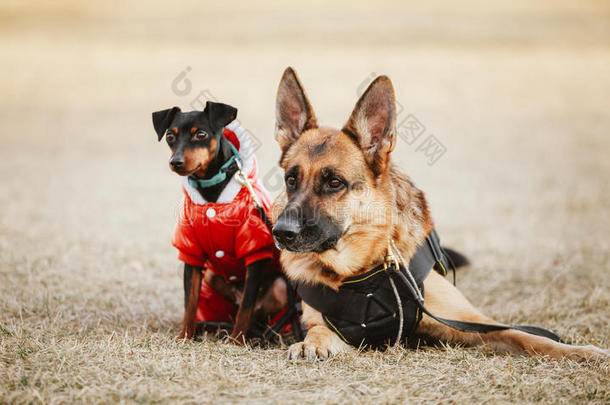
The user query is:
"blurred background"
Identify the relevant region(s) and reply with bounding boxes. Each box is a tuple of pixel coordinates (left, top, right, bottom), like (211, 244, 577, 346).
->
(1, 1, 609, 402)
(2, 0, 609, 294)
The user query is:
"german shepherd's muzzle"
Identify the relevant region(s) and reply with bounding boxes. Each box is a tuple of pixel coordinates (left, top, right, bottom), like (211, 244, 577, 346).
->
(273, 202, 342, 253)
(270, 67, 609, 362)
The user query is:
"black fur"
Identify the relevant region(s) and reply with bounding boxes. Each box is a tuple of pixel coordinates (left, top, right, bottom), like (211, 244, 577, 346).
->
(152, 106, 181, 140)
(154, 101, 270, 342)
(151, 101, 239, 202)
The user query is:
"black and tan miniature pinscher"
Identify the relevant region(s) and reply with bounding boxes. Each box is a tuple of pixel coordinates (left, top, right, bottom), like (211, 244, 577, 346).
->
(152, 101, 287, 344)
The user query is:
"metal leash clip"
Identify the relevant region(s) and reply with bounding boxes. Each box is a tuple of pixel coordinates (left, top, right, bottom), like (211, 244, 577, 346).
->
(385, 240, 405, 346)
(235, 168, 264, 208)
(384, 241, 401, 272)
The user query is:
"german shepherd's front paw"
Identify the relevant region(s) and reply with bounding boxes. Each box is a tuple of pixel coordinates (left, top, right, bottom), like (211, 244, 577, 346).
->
(287, 325, 349, 361)
(288, 341, 331, 361)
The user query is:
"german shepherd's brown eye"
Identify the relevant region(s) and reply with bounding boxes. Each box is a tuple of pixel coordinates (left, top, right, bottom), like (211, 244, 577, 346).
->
(286, 175, 297, 189)
(328, 178, 344, 190)
(166, 133, 176, 143)
(192, 130, 208, 141)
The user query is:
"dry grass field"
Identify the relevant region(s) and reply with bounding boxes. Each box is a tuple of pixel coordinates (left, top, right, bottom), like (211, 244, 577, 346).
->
(1, 0, 609, 403)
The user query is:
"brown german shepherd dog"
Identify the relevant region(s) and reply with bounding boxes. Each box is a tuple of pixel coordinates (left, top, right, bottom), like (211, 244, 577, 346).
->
(271, 67, 609, 362)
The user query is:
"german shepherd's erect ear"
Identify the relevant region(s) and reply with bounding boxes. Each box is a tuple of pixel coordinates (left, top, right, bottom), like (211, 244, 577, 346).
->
(275, 67, 318, 153)
(343, 76, 397, 177)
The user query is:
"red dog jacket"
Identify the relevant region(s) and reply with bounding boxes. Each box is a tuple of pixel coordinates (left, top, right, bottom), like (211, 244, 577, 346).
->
(172, 121, 279, 322)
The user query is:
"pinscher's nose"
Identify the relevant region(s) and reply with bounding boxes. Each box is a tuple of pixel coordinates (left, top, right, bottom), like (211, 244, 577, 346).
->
(170, 156, 184, 168)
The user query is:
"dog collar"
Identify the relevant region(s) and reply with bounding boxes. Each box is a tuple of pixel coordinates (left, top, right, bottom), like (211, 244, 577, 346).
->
(188, 141, 241, 189)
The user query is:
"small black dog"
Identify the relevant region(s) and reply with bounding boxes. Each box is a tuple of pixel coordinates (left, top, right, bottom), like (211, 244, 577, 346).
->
(152, 101, 287, 344)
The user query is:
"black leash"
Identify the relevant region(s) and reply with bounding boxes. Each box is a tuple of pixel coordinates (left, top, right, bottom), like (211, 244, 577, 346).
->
(441, 246, 457, 286)
(386, 240, 564, 343)
(255, 205, 274, 231)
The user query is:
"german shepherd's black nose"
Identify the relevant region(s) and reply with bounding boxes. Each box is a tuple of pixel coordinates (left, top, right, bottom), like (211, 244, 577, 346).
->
(273, 205, 343, 253)
(272, 216, 301, 247)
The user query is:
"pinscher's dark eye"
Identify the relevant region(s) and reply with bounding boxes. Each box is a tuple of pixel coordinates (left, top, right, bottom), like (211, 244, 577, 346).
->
(166, 133, 176, 143)
(328, 178, 344, 190)
(192, 130, 208, 141)
(286, 175, 297, 189)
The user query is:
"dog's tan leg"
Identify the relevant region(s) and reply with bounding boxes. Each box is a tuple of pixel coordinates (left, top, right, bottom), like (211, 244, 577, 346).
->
(177, 267, 203, 340)
(417, 271, 609, 361)
(288, 301, 351, 360)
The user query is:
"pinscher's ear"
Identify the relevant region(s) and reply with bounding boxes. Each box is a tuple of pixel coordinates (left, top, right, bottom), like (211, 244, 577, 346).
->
(205, 101, 238, 132)
(152, 106, 181, 141)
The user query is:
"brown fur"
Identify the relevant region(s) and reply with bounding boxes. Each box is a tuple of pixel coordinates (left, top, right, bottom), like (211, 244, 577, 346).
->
(177, 268, 202, 340)
(273, 127, 433, 290)
(183, 138, 215, 176)
(274, 67, 609, 362)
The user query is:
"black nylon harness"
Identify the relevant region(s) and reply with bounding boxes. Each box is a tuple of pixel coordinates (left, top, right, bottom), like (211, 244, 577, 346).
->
(297, 230, 563, 348)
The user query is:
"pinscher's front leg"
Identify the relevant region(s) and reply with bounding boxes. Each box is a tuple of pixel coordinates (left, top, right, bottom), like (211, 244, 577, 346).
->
(177, 263, 203, 340)
(229, 259, 268, 344)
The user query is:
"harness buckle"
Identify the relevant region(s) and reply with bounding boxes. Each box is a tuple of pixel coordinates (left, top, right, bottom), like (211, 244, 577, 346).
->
(385, 241, 402, 272)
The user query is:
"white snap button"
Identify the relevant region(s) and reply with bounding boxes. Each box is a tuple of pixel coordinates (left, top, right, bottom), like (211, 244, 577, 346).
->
(206, 208, 216, 218)
(215, 250, 224, 258)
(229, 276, 237, 281)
